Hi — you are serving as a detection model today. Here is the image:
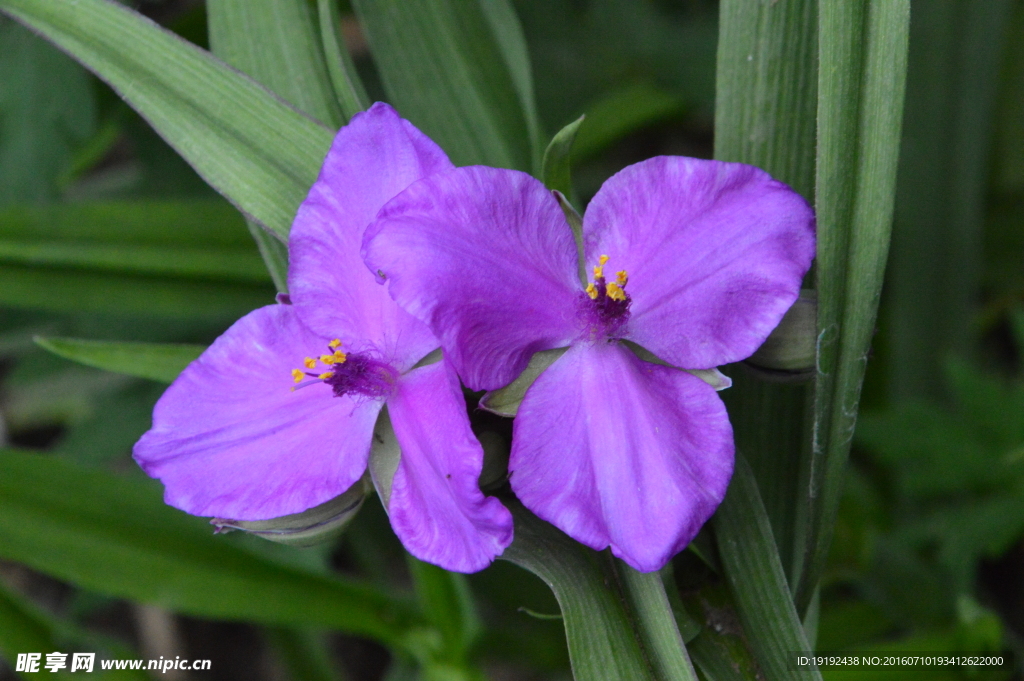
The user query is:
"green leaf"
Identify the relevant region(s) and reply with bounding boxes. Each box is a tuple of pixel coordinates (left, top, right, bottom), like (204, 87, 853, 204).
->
(541, 115, 584, 199)
(316, 0, 369, 122)
(207, 0, 343, 129)
(500, 497, 694, 681)
(0, 266, 272, 319)
(802, 0, 911, 611)
(0, 17, 95, 204)
(0, 201, 252, 246)
(0, 241, 270, 282)
(207, 0, 361, 289)
(0, 0, 333, 240)
(477, 0, 544, 171)
(0, 579, 147, 681)
(351, 0, 539, 171)
(0, 200, 271, 282)
(713, 454, 821, 680)
(34, 337, 205, 383)
(0, 449, 418, 647)
(206, 0, 342, 288)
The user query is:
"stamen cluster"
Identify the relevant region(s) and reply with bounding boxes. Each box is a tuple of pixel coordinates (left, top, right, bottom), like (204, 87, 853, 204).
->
(579, 254, 631, 337)
(292, 339, 347, 384)
(291, 338, 398, 400)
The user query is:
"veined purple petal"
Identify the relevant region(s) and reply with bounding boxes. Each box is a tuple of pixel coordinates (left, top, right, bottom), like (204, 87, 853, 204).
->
(289, 102, 449, 371)
(583, 157, 815, 369)
(363, 167, 580, 390)
(134, 304, 380, 520)
(510, 342, 734, 572)
(386, 360, 513, 572)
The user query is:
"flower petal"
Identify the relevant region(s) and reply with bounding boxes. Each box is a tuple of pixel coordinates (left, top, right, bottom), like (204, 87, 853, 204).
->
(134, 304, 380, 520)
(583, 156, 815, 369)
(386, 360, 513, 572)
(510, 341, 734, 572)
(363, 166, 580, 390)
(289, 102, 450, 370)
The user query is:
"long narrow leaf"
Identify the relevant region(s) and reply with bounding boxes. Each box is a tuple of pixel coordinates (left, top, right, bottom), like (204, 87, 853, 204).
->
(34, 337, 205, 383)
(801, 0, 912, 610)
(0, 201, 252, 247)
(0, 0, 333, 240)
(0, 266, 272, 319)
(351, 0, 537, 171)
(207, 0, 343, 129)
(207, 0, 349, 288)
(316, 0, 369, 122)
(0, 450, 418, 648)
(0, 241, 269, 282)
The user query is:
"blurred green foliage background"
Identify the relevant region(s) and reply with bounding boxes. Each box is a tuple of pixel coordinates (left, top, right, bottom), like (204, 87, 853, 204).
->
(0, 0, 1021, 679)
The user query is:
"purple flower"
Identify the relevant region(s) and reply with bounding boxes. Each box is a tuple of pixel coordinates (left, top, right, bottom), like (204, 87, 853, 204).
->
(134, 103, 513, 573)
(362, 159, 815, 571)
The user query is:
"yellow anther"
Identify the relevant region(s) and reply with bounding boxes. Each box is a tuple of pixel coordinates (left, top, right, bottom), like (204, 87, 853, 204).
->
(606, 282, 626, 301)
(333, 350, 348, 363)
(303, 357, 317, 369)
(328, 339, 342, 349)
(318, 371, 335, 380)
(593, 254, 610, 279)
(585, 283, 598, 300)
(616, 270, 628, 286)
(292, 369, 305, 383)
(320, 354, 336, 365)
(598, 255, 609, 265)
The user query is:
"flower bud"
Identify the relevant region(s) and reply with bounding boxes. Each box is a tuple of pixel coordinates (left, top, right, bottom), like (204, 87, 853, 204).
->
(744, 289, 817, 381)
(211, 475, 370, 547)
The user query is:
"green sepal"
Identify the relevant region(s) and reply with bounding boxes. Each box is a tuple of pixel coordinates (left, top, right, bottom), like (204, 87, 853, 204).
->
(478, 348, 567, 417)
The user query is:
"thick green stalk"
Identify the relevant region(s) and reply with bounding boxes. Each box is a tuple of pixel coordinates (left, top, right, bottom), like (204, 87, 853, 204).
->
(799, 0, 911, 610)
(614, 563, 699, 681)
(502, 498, 698, 681)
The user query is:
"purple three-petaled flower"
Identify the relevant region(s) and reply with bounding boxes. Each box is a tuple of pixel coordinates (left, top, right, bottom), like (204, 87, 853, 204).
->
(134, 103, 513, 573)
(362, 157, 815, 571)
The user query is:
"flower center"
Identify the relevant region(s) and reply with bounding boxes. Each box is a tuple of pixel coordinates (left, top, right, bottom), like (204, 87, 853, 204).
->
(291, 339, 398, 399)
(577, 254, 631, 338)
